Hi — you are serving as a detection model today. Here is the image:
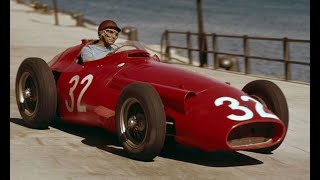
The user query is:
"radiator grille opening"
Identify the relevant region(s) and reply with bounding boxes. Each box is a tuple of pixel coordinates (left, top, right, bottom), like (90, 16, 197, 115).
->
(227, 122, 278, 147)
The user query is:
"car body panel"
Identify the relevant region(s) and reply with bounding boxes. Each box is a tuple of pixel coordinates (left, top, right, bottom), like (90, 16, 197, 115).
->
(49, 40, 286, 152)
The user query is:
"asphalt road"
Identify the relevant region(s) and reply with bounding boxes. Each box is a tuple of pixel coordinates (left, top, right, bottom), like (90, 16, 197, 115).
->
(10, 1, 310, 180)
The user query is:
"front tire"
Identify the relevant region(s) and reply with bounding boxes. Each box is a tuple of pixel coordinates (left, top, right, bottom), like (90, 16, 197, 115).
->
(115, 82, 166, 161)
(15, 57, 57, 129)
(242, 79, 289, 153)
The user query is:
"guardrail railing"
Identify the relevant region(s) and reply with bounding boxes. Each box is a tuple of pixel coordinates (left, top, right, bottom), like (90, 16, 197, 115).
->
(160, 30, 310, 84)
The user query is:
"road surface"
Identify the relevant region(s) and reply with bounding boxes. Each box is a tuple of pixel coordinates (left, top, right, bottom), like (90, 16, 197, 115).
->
(10, 1, 310, 179)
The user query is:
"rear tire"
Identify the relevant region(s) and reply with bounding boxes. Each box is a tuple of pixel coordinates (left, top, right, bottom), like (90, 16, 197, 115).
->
(115, 82, 166, 161)
(15, 57, 57, 129)
(242, 80, 289, 153)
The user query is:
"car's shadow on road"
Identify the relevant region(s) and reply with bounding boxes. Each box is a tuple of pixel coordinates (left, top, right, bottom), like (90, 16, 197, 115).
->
(11, 118, 263, 167)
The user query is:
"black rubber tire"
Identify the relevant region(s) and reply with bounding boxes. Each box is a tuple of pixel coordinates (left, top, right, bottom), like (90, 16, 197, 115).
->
(15, 57, 57, 129)
(242, 79, 289, 153)
(115, 82, 166, 161)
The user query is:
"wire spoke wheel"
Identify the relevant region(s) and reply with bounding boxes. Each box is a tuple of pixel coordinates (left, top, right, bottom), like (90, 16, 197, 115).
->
(15, 57, 57, 129)
(120, 98, 147, 148)
(116, 82, 166, 161)
(17, 72, 38, 116)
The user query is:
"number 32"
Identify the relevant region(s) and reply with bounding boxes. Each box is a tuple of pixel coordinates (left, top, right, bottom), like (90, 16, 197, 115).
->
(65, 74, 93, 112)
(214, 96, 279, 121)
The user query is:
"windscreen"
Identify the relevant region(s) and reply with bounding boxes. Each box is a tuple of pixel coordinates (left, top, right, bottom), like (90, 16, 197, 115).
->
(112, 41, 147, 54)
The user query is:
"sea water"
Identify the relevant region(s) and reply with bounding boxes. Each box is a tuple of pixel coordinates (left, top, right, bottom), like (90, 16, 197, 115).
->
(24, 0, 310, 83)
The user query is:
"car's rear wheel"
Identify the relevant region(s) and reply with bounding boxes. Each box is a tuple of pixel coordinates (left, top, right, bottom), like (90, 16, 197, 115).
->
(15, 57, 57, 129)
(115, 82, 166, 161)
(242, 79, 289, 153)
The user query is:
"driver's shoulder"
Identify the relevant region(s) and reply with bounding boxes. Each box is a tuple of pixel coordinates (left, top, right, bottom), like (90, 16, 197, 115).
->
(83, 39, 99, 44)
(82, 43, 102, 52)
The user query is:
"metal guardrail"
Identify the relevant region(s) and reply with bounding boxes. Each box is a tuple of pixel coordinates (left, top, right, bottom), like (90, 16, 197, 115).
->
(16, 0, 84, 26)
(160, 30, 310, 84)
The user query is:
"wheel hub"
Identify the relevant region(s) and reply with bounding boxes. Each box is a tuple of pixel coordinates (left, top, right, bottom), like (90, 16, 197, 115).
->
(135, 113, 146, 131)
(127, 113, 146, 131)
(128, 116, 137, 129)
(24, 88, 31, 99)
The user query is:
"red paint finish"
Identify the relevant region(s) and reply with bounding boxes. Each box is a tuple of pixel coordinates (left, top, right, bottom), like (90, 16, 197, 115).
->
(49, 40, 286, 152)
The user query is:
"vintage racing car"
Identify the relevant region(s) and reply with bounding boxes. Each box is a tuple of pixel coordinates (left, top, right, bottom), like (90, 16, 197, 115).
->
(15, 40, 289, 161)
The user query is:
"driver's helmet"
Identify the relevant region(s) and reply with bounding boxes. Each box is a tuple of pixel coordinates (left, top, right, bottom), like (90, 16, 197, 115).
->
(98, 20, 121, 41)
(98, 20, 121, 33)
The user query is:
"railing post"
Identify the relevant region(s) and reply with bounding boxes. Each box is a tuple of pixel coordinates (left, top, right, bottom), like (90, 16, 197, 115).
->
(283, 37, 291, 80)
(52, 0, 59, 25)
(187, 32, 193, 65)
(243, 35, 250, 74)
(212, 33, 219, 69)
(164, 30, 171, 62)
(72, 13, 84, 27)
(197, 0, 207, 67)
(199, 33, 208, 67)
(160, 32, 165, 61)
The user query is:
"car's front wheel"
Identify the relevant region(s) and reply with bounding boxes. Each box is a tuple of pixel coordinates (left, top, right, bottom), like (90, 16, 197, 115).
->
(15, 57, 57, 129)
(115, 82, 166, 161)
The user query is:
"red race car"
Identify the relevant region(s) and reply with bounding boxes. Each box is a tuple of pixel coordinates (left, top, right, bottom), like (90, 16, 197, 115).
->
(15, 40, 289, 161)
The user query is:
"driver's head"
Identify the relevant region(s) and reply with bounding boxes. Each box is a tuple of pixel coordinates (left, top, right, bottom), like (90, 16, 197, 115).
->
(98, 19, 121, 45)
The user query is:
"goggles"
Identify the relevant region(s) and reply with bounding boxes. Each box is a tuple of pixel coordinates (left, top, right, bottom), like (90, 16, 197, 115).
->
(99, 28, 119, 39)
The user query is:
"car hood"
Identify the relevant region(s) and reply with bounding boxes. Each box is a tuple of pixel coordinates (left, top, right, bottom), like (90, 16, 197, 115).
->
(115, 60, 228, 94)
